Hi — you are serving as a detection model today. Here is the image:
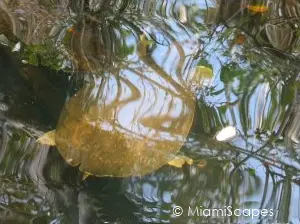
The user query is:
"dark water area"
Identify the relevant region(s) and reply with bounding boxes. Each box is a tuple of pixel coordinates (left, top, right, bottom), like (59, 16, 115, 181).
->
(0, 0, 300, 223)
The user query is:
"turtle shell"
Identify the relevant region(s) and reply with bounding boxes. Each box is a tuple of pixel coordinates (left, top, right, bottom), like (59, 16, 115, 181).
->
(55, 74, 195, 177)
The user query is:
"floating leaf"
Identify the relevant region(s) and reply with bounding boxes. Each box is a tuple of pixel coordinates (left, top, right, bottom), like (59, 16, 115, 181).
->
(248, 168, 256, 177)
(197, 66, 213, 78)
(139, 34, 154, 45)
(138, 34, 154, 56)
(12, 42, 21, 52)
(189, 65, 213, 88)
(220, 63, 245, 84)
(197, 160, 207, 168)
(235, 33, 246, 45)
(0, 34, 9, 46)
(246, 5, 268, 13)
(67, 26, 81, 36)
(0, 103, 8, 111)
(216, 126, 238, 142)
(179, 5, 188, 23)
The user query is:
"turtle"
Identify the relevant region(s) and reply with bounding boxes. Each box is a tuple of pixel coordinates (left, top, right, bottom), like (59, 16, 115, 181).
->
(38, 73, 199, 178)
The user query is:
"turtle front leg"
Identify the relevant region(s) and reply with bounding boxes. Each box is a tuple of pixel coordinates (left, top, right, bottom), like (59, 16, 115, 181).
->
(37, 130, 56, 146)
(167, 155, 193, 168)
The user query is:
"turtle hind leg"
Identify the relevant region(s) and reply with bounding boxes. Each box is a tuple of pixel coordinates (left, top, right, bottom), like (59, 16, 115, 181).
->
(82, 171, 92, 180)
(167, 155, 193, 168)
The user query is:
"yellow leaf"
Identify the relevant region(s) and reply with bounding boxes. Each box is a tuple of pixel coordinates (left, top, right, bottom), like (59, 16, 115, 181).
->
(197, 66, 213, 78)
(247, 5, 268, 13)
(139, 34, 153, 46)
(197, 160, 207, 168)
(189, 66, 213, 88)
(139, 34, 153, 56)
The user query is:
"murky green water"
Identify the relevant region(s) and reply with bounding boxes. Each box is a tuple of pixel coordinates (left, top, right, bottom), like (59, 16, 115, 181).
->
(0, 0, 300, 223)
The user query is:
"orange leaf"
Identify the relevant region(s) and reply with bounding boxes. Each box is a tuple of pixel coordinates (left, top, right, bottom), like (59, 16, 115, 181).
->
(235, 33, 246, 45)
(247, 5, 268, 13)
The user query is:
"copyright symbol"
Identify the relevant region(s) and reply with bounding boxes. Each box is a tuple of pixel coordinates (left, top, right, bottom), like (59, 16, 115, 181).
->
(172, 206, 183, 217)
